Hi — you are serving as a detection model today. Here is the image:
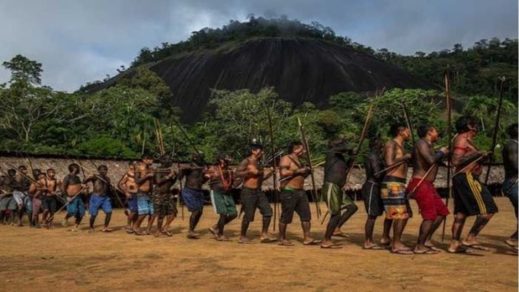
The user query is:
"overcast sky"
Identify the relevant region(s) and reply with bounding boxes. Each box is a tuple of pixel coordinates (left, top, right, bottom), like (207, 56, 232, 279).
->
(0, 0, 516, 92)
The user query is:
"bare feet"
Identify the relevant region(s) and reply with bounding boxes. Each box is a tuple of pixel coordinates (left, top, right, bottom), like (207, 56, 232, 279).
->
(260, 234, 277, 243)
(101, 227, 113, 232)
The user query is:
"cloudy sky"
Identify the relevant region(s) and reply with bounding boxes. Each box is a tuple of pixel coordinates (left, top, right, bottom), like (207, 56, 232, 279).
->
(0, 0, 516, 92)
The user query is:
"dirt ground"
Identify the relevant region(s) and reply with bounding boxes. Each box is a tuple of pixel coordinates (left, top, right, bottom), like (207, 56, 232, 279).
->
(0, 197, 516, 292)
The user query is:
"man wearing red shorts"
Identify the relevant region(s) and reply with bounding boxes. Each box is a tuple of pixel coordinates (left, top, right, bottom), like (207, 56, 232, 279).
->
(407, 125, 449, 254)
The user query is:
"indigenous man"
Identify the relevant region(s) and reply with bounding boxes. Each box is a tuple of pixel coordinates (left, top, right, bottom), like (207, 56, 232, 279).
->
(42, 168, 59, 228)
(0, 169, 17, 224)
(13, 166, 31, 226)
(449, 116, 497, 253)
(84, 165, 113, 232)
(62, 163, 85, 231)
(381, 123, 413, 254)
(134, 154, 155, 235)
(362, 137, 391, 250)
(180, 152, 209, 239)
(406, 125, 449, 254)
(502, 123, 518, 249)
(235, 142, 276, 244)
(118, 161, 138, 233)
(207, 154, 237, 241)
(30, 171, 46, 228)
(321, 138, 358, 249)
(278, 141, 319, 246)
(152, 155, 178, 237)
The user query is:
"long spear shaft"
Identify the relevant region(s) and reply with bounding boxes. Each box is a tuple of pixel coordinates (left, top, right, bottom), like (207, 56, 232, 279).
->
(297, 117, 321, 219)
(266, 104, 278, 231)
(442, 72, 453, 241)
(171, 119, 201, 155)
(484, 77, 506, 185)
(401, 102, 415, 145)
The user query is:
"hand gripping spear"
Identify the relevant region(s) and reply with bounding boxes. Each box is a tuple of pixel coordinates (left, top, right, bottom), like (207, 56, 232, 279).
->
(297, 117, 321, 219)
(320, 89, 380, 225)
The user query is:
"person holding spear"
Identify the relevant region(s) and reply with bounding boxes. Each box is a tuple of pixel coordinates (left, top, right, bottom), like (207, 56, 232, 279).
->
(61, 163, 86, 232)
(406, 124, 449, 254)
(380, 122, 413, 254)
(448, 116, 496, 253)
(320, 138, 357, 249)
(502, 123, 518, 249)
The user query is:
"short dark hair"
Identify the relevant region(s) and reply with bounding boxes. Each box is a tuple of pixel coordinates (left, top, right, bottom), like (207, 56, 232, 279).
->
(46, 168, 55, 173)
(97, 165, 108, 171)
(389, 122, 407, 137)
(68, 163, 79, 173)
(7, 169, 16, 176)
(507, 123, 518, 139)
(287, 141, 303, 153)
(18, 165, 26, 171)
(455, 116, 477, 134)
(417, 124, 434, 138)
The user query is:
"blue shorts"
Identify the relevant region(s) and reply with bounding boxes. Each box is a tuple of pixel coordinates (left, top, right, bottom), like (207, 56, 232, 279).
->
(137, 193, 154, 215)
(89, 194, 112, 217)
(23, 196, 32, 214)
(67, 196, 85, 218)
(127, 196, 138, 213)
(182, 187, 205, 212)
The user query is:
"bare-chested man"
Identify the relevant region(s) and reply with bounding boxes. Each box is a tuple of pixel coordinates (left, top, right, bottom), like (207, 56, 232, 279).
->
(152, 155, 178, 237)
(84, 165, 113, 232)
(381, 123, 413, 254)
(118, 161, 138, 233)
(29, 171, 46, 228)
(449, 116, 496, 253)
(502, 123, 518, 249)
(321, 138, 358, 249)
(13, 166, 31, 226)
(207, 154, 237, 241)
(278, 141, 319, 246)
(406, 125, 449, 254)
(134, 154, 155, 235)
(180, 152, 209, 239)
(235, 143, 276, 244)
(362, 137, 391, 250)
(42, 168, 59, 228)
(62, 163, 86, 231)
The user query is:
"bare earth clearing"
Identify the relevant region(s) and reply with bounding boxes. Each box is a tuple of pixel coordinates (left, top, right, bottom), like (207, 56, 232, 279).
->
(0, 198, 517, 291)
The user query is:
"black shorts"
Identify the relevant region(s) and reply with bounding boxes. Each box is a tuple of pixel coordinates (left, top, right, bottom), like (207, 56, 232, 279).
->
(453, 172, 498, 216)
(280, 189, 311, 224)
(362, 181, 384, 217)
(42, 196, 58, 213)
(240, 188, 272, 222)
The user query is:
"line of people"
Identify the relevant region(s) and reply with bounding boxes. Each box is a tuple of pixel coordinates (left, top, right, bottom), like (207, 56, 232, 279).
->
(0, 116, 516, 254)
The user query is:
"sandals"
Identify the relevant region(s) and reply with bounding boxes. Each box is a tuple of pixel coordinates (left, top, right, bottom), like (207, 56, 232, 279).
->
(303, 239, 322, 246)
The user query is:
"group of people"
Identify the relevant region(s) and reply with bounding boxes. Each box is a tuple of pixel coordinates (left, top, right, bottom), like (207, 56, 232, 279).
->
(0, 116, 517, 255)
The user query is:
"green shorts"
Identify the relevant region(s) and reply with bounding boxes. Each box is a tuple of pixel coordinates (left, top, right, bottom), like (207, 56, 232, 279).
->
(321, 182, 354, 215)
(210, 190, 237, 216)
